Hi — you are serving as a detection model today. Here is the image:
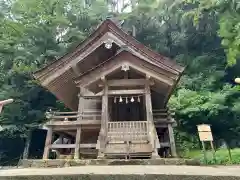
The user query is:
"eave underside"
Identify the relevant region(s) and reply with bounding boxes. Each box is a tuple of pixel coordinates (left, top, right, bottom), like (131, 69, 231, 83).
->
(33, 20, 185, 110)
(41, 51, 180, 110)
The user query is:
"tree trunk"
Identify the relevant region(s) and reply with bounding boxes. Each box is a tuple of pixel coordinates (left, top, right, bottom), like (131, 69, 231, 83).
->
(226, 141, 232, 163)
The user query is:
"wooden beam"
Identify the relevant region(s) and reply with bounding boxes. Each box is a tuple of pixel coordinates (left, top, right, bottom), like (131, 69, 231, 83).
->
(43, 127, 53, 159)
(154, 124, 168, 128)
(50, 115, 79, 119)
(53, 111, 78, 115)
(74, 127, 81, 159)
(99, 79, 155, 87)
(49, 143, 96, 149)
(45, 119, 101, 126)
(84, 89, 145, 96)
(168, 124, 177, 157)
(78, 87, 84, 121)
(108, 79, 146, 87)
(83, 110, 101, 113)
(71, 64, 81, 76)
(50, 144, 76, 149)
(53, 126, 100, 131)
(82, 91, 102, 97)
(81, 114, 101, 118)
(80, 144, 96, 148)
(54, 131, 75, 140)
(108, 89, 145, 95)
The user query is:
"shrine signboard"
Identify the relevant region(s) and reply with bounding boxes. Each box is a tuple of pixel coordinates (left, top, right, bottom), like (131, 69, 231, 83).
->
(197, 124, 216, 164)
(197, 124, 213, 142)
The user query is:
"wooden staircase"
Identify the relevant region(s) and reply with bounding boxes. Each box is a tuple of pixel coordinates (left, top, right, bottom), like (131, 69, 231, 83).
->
(96, 109, 175, 159)
(103, 121, 153, 159)
(153, 109, 176, 126)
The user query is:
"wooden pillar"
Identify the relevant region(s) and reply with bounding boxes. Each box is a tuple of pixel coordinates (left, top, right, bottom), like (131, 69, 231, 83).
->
(74, 127, 81, 159)
(168, 124, 177, 157)
(145, 77, 159, 158)
(145, 79, 153, 124)
(43, 127, 53, 159)
(98, 77, 108, 158)
(75, 88, 84, 159)
(22, 131, 31, 159)
(78, 88, 84, 121)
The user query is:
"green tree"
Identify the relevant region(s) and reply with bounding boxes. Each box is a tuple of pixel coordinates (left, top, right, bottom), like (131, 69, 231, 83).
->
(0, 0, 240, 163)
(182, 0, 240, 66)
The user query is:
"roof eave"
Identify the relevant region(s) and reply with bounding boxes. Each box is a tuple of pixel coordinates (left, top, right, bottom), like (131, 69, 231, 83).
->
(33, 19, 113, 79)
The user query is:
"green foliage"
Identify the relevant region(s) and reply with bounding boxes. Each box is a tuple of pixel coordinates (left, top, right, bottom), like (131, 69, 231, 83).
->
(0, 0, 109, 129)
(174, 130, 200, 157)
(182, 0, 240, 66)
(169, 85, 240, 141)
(185, 148, 240, 165)
(0, 0, 240, 164)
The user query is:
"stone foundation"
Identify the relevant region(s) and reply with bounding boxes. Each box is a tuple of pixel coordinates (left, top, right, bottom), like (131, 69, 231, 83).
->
(20, 158, 200, 168)
(1, 164, 240, 180)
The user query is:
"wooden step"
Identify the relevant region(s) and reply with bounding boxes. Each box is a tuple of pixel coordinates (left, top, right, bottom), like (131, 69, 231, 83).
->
(105, 152, 152, 159)
(107, 140, 149, 144)
(105, 143, 152, 154)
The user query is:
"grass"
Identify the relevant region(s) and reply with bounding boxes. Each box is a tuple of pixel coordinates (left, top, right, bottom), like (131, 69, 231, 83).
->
(183, 148, 240, 165)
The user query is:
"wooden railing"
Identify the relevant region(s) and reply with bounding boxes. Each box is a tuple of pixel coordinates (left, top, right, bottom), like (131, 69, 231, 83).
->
(46, 111, 79, 121)
(45, 110, 101, 121)
(107, 121, 148, 142)
(80, 110, 102, 121)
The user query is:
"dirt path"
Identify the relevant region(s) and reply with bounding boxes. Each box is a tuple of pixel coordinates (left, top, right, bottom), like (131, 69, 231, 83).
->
(0, 165, 240, 177)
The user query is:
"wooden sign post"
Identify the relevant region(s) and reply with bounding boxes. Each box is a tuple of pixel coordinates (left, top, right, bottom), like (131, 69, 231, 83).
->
(197, 124, 216, 164)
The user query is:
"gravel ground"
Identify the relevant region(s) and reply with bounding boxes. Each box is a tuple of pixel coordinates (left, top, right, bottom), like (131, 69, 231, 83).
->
(0, 165, 240, 177)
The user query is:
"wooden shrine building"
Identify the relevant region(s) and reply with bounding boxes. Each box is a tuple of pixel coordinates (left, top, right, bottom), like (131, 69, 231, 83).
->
(33, 19, 185, 160)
